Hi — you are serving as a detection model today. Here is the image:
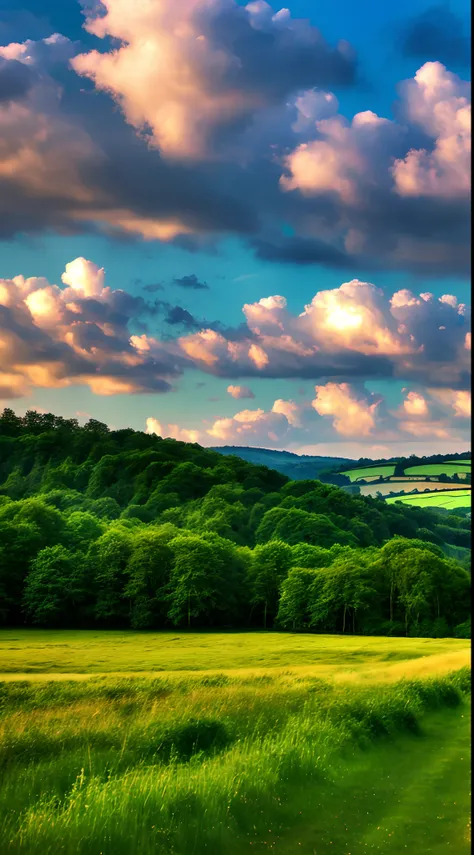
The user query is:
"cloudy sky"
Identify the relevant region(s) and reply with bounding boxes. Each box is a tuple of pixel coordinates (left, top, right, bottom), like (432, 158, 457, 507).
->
(0, 0, 470, 458)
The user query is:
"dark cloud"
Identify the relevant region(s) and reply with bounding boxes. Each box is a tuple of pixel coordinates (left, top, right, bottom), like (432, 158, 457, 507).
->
(165, 305, 200, 328)
(0, 58, 36, 102)
(251, 235, 355, 267)
(172, 274, 209, 290)
(142, 282, 164, 293)
(399, 4, 470, 67)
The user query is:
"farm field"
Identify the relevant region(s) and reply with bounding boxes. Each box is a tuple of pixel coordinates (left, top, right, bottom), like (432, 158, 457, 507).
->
(405, 463, 471, 478)
(0, 631, 470, 854)
(359, 481, 471, 497)
(386, 489, 471, 509)
(342, 464, 396, 482)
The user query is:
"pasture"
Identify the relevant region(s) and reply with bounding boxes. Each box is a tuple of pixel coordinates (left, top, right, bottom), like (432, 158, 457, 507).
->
(0, 631, 470, 854)
(386, 489, 471, 509)
(404, 463, 471, 478)
(341, 464, 396, 482)
(359, 481, 471, 497)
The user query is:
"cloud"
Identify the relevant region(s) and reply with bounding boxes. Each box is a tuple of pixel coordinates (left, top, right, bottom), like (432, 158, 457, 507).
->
(71, 0, 356, 160)
(399, 4, 470, 68)
(0, 27, 469, 276)
(391, 62, 470, 200)
(277, 62, 470, 274)
(172, 274, 209, 291)
(205, 398, 299, 445)
(177, 278, 470, 389)
(312, 382, 380, 437)
(145, 416, 201, 443)
(227, 385, 255, 399)
(403, 390, 429, 416)
(0, 57, 36, 102)
(0, 256, 187, 398)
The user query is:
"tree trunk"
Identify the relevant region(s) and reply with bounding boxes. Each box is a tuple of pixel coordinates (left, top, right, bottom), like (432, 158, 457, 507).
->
(263, 601, 267, 630)
(342, 605, 346, 633)
(353, 608, 356, 634)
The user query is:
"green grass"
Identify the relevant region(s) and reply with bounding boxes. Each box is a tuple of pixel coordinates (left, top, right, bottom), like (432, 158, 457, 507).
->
(386, 490, 471, 509)
(404, 464, 471, 478)
(0, 667, 470, 854)
(341, 465, 396, 482)
(0, 630, 469, 677)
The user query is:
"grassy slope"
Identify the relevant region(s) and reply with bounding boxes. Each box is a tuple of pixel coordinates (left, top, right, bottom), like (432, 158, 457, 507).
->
(274, 703, 470, 855)
(0, 630, 470, 677)
(0, 670, 469, 854)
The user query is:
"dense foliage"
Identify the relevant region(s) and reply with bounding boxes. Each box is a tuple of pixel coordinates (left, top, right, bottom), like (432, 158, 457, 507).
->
(0, 409, 470, 636)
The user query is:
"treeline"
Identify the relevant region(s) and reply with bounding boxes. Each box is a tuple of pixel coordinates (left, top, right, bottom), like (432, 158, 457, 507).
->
(0, 409, 471, 637)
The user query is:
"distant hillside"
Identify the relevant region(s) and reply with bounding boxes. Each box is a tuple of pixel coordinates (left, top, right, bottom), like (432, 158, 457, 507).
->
(210, 446, 352, 481)
(0, 408, 470, 637)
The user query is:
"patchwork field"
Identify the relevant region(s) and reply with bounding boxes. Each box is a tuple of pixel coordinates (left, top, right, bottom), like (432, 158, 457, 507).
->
(0, 631, 470, 854)
(405, 463, 471, 478)
(359, 481, 471, 497)
(386, 489, 471, 509)
(342, 464, 396, 482)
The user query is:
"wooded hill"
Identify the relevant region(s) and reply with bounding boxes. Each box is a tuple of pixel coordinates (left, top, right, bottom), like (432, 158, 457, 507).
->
(0, 408, 470, 637)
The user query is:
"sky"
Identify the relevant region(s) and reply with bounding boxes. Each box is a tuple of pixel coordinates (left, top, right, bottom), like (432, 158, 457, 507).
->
(0, 0, 470, 458)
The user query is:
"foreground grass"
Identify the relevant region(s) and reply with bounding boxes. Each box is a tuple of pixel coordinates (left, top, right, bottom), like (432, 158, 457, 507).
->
(0, 667, 470, 854)
(0, 630, 469, 676)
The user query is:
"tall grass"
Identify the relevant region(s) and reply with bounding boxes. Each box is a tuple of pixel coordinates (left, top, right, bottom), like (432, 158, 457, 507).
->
(0, 667, 469, 854)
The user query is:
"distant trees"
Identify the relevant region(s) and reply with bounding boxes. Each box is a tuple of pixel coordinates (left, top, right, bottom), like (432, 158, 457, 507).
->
(0, 409, 470, 636)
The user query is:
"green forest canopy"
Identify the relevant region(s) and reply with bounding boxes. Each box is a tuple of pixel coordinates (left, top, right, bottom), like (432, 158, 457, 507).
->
(0, 408, 470, 638)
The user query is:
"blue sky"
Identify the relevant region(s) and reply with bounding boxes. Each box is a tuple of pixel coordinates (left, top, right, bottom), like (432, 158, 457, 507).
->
(0, 0, 470, 456)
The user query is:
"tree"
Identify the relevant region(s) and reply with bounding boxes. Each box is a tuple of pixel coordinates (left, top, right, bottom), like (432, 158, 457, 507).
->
(277, 567, 317, 629)
(87, 527, 134, 624)
(23, 545, 90, 625)
(167, 534, 230, 627)
(249, 541, 292, 628)
(65, 512, 105, 552)
(124, 529, 174, 628)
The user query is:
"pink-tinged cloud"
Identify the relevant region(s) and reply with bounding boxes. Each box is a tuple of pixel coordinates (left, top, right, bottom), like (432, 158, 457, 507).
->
(311, 382, 380, 437)
(71, 0, 356, 161)
(176, 278, 470, 388)
(282, 62, 470, 206)
(403, 390, 429, 416)
(227, 385, 255, 399)
(0, 257, 186, 398)
(145, 416, 201, 443)
(392, 63, 471, 199)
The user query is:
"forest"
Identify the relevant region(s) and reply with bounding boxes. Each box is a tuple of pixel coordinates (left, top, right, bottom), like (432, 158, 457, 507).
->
(0, 408, 470, 637)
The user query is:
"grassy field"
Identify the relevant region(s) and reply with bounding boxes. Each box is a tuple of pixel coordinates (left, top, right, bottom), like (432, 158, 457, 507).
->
(405, 463, 471, 478)
(0, 629, 470, 678)
(359, 481, 471, 497)
(341, 465, 396, 482)
(0, 632, 470, 854)
(386, 490, 471, 509)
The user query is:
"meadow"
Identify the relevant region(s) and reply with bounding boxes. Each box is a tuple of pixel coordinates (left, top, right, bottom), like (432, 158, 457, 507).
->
(386, 489, 471, 510)
(358, 481, 471, 496)
(0, 631, 470, 854)
(341, 465, 396, 482)
(405, 463, 471, 477)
